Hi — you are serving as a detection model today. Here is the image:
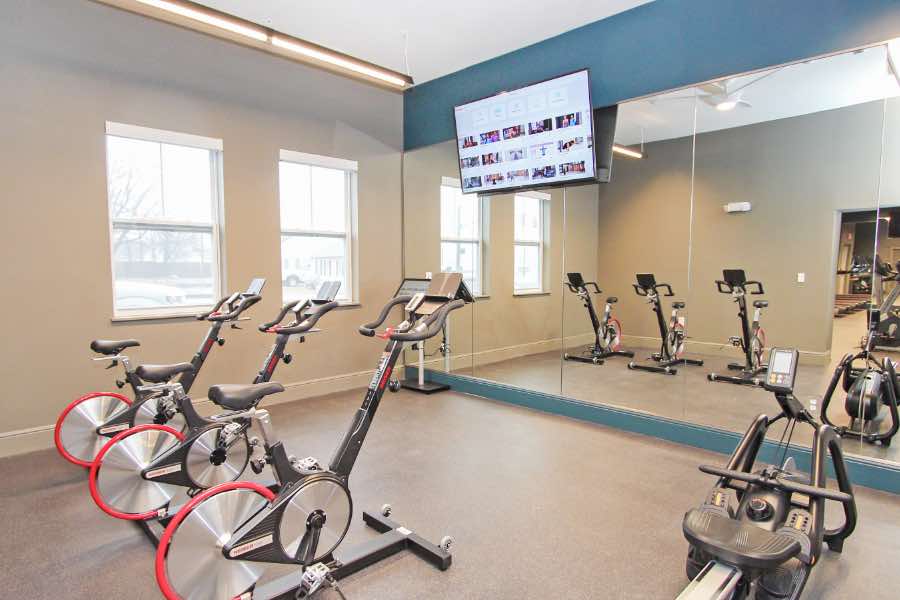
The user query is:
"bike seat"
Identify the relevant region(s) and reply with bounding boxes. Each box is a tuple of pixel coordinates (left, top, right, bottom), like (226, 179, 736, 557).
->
(136, 362, 194, 383)
(90, 339, 140, 356)
(673, 302, 686, 310)
(682, 508, 801, 570)
(606, 296, 618, 304)
(208, 382, 285, 411)
(753, 300, 769, 309)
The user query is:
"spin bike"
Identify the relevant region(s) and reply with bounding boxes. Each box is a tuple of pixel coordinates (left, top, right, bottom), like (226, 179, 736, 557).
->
(707, 270, 768, 387)
(54, 278, 265, 466)
(627, 273, 703, 375)
(88, 282, 342, 522)
(563, 272, 634, 365)
(154, 273, 467, 600)
(678, 347, 857, 600)
(821, 308, 900, 446)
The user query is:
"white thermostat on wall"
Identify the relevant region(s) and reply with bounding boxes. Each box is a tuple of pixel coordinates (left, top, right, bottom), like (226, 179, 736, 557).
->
(723, 202, 752, 213)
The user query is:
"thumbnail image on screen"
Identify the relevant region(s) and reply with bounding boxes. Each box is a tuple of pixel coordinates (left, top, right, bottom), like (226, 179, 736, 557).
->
(453, 69, 596, 194)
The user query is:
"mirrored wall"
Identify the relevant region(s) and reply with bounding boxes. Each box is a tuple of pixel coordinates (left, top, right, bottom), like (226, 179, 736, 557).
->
(402, 42, 900, 467)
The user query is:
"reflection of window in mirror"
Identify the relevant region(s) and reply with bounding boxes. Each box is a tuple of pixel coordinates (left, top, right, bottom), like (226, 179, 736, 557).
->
(440, 177, 487, 295)
(514, 192, 550, 294)
(279, 150, 357, 304)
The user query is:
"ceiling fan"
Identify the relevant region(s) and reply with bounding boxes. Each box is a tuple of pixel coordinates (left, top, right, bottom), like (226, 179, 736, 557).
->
(649, 68, 783, 111)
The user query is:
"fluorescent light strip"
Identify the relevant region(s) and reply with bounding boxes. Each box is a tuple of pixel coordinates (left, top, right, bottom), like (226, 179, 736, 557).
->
(136, 0, 268, 41)
(272, 36, 407, 87)
(612, 144, 643, 159)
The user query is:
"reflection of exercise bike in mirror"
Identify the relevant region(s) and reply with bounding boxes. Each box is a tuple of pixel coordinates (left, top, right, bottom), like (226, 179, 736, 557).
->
(708, 270, 768, 387)
(88, 282, 342, 522)
(627, 273, 703, 375)
(155, 273, 468, 600)
(678, 348, 857, 600)
(871, 257, 900, 349)
(54, 278, 266, 467)
(563, 272, 634, 365)
(821, 309, 900, 446)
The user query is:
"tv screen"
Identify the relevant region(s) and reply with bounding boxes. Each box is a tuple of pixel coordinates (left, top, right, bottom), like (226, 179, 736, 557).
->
(453, 70, 596, 194)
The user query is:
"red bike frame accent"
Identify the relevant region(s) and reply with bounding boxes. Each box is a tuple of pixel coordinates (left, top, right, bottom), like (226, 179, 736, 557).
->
(54, 392, 133, 467)
(155, 481, 277, 600)
(88, 424, 185, 521)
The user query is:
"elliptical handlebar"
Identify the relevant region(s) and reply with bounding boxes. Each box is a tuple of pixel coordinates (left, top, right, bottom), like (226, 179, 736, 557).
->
(390, 299, 465, 342)
(698, 464, 853, 503)
(359, 295, 413, 337)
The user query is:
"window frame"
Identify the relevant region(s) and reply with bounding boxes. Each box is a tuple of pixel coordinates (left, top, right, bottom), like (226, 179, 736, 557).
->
(105, 121, 225, 321)
(278, 149, 359, 305)
(513, 191, 551, 295)
(439, 176, 488, 297)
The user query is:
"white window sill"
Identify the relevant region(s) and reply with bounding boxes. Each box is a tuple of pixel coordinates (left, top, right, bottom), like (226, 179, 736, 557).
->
(112, 311, 205, 323)
(513, 290, 550, 297)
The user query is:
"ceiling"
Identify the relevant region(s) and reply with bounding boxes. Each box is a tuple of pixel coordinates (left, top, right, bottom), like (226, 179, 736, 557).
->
(616, 45, 900, 146)
(194, 0, 653, 83)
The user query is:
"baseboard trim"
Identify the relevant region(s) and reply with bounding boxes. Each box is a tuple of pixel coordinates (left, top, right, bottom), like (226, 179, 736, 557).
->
(0, 369, 376, 459)
(621, 335, 831, 365)
(416, 368, 900, 495)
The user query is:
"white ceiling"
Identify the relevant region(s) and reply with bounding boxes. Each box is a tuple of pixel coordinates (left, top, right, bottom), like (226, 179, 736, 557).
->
(616, 45, 900, 146)
(194, 0, 653, 83)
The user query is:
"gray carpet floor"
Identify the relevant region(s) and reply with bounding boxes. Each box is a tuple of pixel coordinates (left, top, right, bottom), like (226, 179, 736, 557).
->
(2, 388, 899, 598)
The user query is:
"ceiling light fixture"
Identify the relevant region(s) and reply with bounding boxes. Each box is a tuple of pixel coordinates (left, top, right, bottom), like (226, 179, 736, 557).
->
(134, 0, 268, 41)
(612, 144, 643, 159)
(715, 100, 738, 111)
(271, 36, 409, 88)
(95, 0, 413, 89)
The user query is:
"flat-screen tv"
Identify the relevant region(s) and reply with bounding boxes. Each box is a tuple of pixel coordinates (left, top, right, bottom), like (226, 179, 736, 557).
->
(453, 69, 596, 194)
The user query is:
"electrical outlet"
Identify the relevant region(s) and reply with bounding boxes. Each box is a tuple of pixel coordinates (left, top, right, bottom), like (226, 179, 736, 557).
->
(425, 271, 433, 279)
(797, 272, 806, 283)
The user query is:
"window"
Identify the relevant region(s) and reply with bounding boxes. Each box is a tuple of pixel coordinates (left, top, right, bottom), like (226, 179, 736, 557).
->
(279, 150, 357, 303)
(105, 122, 223, 318)
(440, 177, 485, 295)
(514, 193, 549, 293)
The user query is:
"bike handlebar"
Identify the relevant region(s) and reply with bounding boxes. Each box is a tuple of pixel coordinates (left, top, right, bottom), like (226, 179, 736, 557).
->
(359, 296, 413, 337)
(698, 464, 853, 503)
(197, 293, 262, 321)
(259, 301, 299, 331)
(715, 280, 765, 295)
(390, 299, 465, 342)
(273, 300, 339, 335)
(745, 280, 765, 295)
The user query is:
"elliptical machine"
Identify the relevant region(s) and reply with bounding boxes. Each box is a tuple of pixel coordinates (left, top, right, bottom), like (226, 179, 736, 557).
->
(154, 273, 467, 600)
(54, 278, 265, 466)
(821, 308, 900, 446)
(628, 273, 703, 375)
(563, 272, 634, 365)
(88, 282, 342, 522)
(707, 270, 768, 387)
(678, 347, 857, 600)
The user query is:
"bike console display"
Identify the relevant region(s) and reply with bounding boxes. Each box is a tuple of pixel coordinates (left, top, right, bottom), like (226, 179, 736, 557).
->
(722, 269, 746, 286)
(764, 347, 799, 395)
(245, 277, 266, 296)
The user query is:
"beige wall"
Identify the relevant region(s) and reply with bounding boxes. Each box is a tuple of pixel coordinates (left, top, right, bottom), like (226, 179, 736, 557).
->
(402, 141, 600, 369)
(0, 0, 403, 454)
(597, 101, 886, 358)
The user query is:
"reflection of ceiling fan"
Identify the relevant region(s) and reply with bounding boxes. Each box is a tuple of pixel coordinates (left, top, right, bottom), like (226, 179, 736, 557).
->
(650, 68, 783, 111)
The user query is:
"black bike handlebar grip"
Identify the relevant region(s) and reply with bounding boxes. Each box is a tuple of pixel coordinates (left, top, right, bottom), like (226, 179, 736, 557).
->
(259, 301, 299, 331)
(658, 283, 675, 296)
(746, 280, 765, 294)
(209, 294, 262, 321)
(390, 299, 465, 342)
(715, 280, 731, 294)
(358, 295, 413, 336)
(274, 301, 340, 334)
(586, 282, 602, 294)
(698, 464, 763, 484)
(564, 283, 578, 293)
(632, 284, 648, 296)
(197, 295, 229, 320)
(775, 476, 854, 503)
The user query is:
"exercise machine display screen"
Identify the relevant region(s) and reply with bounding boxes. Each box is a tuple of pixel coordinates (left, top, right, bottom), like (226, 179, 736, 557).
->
(396, 278, 431, 298)
(245, 278, 266, 296)
(453, 69, 596, 194)
(765, 347, 799, 394)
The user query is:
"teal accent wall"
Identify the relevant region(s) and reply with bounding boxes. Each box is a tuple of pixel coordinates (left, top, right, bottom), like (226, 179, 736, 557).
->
(404, 0, 900, 150)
